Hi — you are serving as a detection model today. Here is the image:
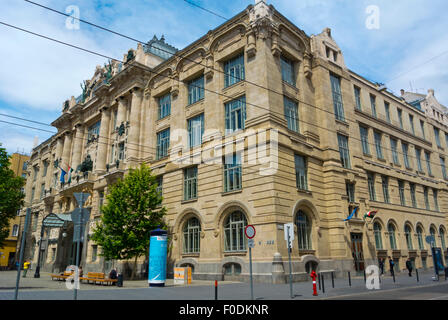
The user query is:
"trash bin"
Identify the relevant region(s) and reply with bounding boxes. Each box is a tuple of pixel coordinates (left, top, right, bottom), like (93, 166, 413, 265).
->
(117, 273, 123, 287)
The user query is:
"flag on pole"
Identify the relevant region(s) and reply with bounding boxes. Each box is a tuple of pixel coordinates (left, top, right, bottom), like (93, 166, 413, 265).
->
(344, 207, 358, 221)
(363, 211, 377, 220)
(59, 166, 67, 183)
(67, 166, 73, 183)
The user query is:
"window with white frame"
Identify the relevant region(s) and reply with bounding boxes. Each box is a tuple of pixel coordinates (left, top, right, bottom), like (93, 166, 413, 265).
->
(330, 74, 345, 121)
(225, 96, 246, 134)
(156, 128, 170, 159)
(188, 114, 204, 148)
(158, 93, 171, 120)
(184, 167, 198, 201)
(295, 154, 308, 190)
(224, 53, 245, 88)
(183, 217, 201, 254)
(284, 96, 299, 133)
(224, 211, 247, 252)
(223, 153, 242, 193)
(281, 55, 295, 86)
(188, 76, 204, 105)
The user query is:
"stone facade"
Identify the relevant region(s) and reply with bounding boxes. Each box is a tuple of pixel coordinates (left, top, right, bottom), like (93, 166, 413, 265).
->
(19, 1, 448, 282)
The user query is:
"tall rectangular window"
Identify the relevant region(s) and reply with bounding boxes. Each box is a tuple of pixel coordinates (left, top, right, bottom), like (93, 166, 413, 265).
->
(425, 151, 432, 175)
(42, 160, 48, 177)
(434, 127, 441, 147)
(40, 183, 45, 200)
(381, 176, 390, 203)
(390, 138, 399, 165)
(424, 187, 430, 210)
(224, 53, 245, 88)
(385, 102, 391, 123)
(184, 167, 198, 200)
(397, 109, 403, 129)
(433, 189, 439, 211)
(188, 75, 204, 105)
(409, 114, 415, 135)
(110, 144, 115, 163)
(354, 86, 362, 110)
(223, 153, 242, 192)
(445, 133, 448, 149)
(113, 109, 118, 129)
(118, 142, 125, 161)
(367, 172, 376, 201)
(31, 187, 35, 201)
(284, 96, 299, 132)
(337, 134, 350, 169)
(346, 182, 355, 203)
(440, 156, 447, 180)
(330, 74, 345, 121)
(360, 126, 370, 155)
(225, 96, 246, 134)
(158, 93, 171, 119)
(374, 132, 383, 159)
(188, 114, 204, 148)
(88, 121, 101, 141)
(402, 143, 410, 168)
(295, 154, 308, 190)
(420, 120, 426, 139)
(398, 180, 406, 206)
(370, 94, 377, 118)
(415, 148, 423, 172)
(281, 55, 295, 86)
(410, 183, 417, 208)
(156, 128, 170, 160)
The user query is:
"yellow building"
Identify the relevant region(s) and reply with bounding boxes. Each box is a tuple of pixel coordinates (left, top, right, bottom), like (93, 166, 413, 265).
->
(19, 1, 448, 281)
(0, 152, 29, 269)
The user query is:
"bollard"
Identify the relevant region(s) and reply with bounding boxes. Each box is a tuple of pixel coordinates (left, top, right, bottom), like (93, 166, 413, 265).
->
(416, 268, 419, 283)
(348, 271, 351, 287)
(321, 273, 325, 293)
(363, 270, 366, 284)
(215, 280, 218, 300)
(331, 272, 335, 288)
(310, 271, 318, 296)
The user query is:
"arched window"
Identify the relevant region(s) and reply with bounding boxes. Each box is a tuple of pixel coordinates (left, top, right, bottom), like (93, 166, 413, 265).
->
(373, 222, 383, 249)
(430, 226, 437, 247)
(388, 223, 397, 250)
(296, 210, 312, 250)
(224, 211, 247, 252)
(439, 227, 446, 250)
(405, 225, 413, 250)
(183, 217, 201, 254)
(417, 226, 424, 250)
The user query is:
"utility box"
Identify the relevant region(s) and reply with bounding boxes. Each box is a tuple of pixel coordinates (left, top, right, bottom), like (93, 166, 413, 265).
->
(174, 267, 192, 285)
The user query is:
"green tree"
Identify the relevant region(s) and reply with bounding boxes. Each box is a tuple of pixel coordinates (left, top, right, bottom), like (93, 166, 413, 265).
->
(0, 145, 25, 247)
(91, 164, 166, 279)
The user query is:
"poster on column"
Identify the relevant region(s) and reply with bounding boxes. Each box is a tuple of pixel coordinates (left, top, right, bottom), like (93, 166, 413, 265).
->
(148, 229, 167, 287)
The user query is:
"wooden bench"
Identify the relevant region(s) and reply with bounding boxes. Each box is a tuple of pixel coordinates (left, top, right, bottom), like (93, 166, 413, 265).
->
(50, 271, 74, 281)
(80, 272, 118, 286)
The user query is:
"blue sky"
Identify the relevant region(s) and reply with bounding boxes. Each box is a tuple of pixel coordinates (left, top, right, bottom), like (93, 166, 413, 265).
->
(1, 0, 447, 154)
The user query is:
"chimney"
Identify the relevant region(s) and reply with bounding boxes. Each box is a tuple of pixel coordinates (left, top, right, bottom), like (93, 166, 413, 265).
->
(400, 89, 405, 96)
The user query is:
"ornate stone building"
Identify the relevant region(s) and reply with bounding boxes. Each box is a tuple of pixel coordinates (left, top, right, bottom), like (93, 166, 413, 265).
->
(20, 1, 447, 281)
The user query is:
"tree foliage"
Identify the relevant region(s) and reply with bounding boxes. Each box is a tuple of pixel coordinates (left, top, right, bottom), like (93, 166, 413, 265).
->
(0, 145, 25, 246)
(91, 164, 166, 277)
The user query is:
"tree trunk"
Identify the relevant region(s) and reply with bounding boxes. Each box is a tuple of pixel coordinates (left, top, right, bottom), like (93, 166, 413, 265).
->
(131, 255, 138, 280)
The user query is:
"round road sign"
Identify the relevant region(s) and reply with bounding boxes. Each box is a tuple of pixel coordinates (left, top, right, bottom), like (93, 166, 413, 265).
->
(245, 225, 256, 239)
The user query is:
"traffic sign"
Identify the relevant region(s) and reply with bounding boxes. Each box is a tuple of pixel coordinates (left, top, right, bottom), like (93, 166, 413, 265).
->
(245, 225, 256, 239)
(73, 192, 89, 208)
(426, 235, 435, 245)
(284, 223, 294, 248)
(248, 239, 255, 248)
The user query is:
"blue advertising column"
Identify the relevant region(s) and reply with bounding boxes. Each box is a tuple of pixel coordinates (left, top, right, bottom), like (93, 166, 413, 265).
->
(148, 228, 168, 287)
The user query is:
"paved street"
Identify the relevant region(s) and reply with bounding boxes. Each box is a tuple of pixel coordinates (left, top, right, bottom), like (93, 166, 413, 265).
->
(1, 269, 447, 300)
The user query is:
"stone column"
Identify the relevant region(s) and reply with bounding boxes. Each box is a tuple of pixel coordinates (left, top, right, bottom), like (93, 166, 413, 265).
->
(71, 124, 84, 173)
(61, 132, 73, 171)
(116, 96, 127, 128)
(96, 106, 111, 174)
(127, 88, 143, 163)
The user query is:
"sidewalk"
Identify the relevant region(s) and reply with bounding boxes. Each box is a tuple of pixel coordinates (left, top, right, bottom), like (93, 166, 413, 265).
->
(1, 269, 446, 300)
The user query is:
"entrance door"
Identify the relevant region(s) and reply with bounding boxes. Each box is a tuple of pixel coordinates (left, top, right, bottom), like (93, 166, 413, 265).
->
(351, 233, 365, 274)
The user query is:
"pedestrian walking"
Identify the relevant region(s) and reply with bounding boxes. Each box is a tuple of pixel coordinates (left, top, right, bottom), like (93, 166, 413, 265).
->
(406, 258, 413, 277)
(22, 260, 31, 278)
(378, 258, 385, 275)
(388, 256, 395, 277)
